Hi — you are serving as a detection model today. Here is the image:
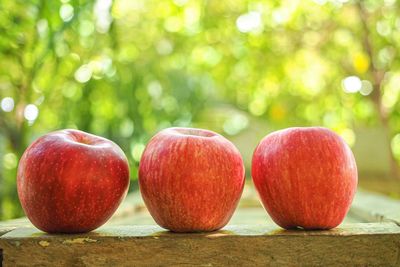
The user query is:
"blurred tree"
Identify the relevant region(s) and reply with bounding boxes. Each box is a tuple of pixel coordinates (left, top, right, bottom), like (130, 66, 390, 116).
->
(0, 0, 399, 219)
(355, 1, 400, 180)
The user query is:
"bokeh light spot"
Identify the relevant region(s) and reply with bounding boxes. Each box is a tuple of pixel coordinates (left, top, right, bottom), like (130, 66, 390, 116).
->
(156, 39, 174, 55)
(74, 64, 93, 83)
(223, 114, 249, 135)
(120, 119, 134, 137)
(3, 153, 17, 170)
(24, 104, 39, 121)
(59, 4, 74, 22)
(79, 20, 95, 37)
(360, 80, 373, 96)
(342, 76, 362, 93)
(147, 81, 163, 99)
(236, 11, 262, 33)
(94, 0, 113, 33)
(1, 97, 14, 112)
(391, 134, 400, 160)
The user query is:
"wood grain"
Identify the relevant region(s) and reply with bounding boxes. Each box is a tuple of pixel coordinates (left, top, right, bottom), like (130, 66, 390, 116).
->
(1, 189, 399, 266)
(1, 223, 399, 266)
(0, 226, 17, 267)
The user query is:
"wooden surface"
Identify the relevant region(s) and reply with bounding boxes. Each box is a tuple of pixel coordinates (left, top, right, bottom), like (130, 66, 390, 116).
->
(350, 190, 400, 226)
(1, 223, 399, 267)
(0, 183, 364, 228)
(1, 185, 399, 266)
(112, 187, 396, 226)
(0, 228, 14, 237)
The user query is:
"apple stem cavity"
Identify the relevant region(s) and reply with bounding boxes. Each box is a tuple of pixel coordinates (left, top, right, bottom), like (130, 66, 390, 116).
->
(170, 127, 217, 138)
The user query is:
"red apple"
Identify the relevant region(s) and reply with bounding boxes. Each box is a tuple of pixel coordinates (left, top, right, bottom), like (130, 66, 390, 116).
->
(252, 127, 358, 230)
(17, 129, 130, 233)
(139, 127, 245, 232)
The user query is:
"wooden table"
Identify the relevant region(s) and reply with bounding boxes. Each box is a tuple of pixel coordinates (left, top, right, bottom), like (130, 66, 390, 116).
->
(1, 184, 399, 266)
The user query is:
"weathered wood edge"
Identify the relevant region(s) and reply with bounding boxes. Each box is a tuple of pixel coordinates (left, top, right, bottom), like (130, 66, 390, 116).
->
(349, 189, 400, 226)
(0, 224, 17, 238)
(0, 228, 13, 237)
(1, 223, 399, 267)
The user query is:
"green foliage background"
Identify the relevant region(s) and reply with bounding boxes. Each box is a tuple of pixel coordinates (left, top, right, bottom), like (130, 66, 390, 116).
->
(0, 0, 399, 219)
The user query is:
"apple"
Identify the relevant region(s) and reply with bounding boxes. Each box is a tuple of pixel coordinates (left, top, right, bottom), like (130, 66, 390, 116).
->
(252, 127, 358, 230)
(139, 127, 245, 232)
(17, 129, 130, 233)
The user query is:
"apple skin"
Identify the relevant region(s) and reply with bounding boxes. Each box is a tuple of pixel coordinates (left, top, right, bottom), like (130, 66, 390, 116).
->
(252, 127, 358, 230)
(139, 127, 245, 232)
(17, 129, 130, 233)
